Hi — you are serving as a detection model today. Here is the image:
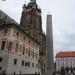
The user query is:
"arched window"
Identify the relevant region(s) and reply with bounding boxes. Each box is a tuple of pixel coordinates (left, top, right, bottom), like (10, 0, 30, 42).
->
(1, 41, 6, 50)
(8, 42, 12, 51)
(15, 43, 18, 52)
(28, 50, 30, 57)
(19, 45, 22, 53)
(32, 51, 34, 58)
(22, 47, 25, 55)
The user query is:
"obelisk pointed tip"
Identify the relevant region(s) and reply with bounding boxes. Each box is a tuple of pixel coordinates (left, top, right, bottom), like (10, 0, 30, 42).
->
(47, 11, 52, 16)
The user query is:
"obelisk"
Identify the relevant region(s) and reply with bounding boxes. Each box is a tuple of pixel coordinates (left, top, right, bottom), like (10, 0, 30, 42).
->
(46, 15, 54, 75)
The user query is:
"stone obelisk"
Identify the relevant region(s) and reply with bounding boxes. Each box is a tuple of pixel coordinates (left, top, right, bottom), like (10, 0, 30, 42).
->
(46, 15, 54, 75)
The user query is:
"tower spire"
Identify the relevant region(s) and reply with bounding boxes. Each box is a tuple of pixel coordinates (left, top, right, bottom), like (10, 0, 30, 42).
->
(30, 0, 36, 3)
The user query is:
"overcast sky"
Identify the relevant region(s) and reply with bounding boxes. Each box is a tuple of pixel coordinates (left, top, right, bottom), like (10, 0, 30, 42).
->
(0, 0, 75, 57)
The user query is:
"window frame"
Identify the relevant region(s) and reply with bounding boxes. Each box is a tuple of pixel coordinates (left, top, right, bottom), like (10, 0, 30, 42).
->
(1, 40, 6, 50)
(0, 57, 2, 62)
(14, 59, 17, 65)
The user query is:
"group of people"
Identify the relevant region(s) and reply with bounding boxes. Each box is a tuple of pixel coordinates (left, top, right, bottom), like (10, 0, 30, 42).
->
(53, 67, 75, 75)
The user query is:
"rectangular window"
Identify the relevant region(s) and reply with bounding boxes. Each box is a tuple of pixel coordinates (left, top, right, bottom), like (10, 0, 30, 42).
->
(22, 47, 25, 55)
(32, 51, 34, 58)
(1, 41, 6, 50)
(28, 50, 30, 57)
(32, 63, 34, 67)
(15, 43, 18, 52)
(36, 64, 38, 68)
(14, 59, 17, 65)
(28, 62, 30, 67)
(0, 67, 2, 70)
(23, 37, 25, 40)
(0, 57, 2, 62)
(25, 62, 27, 66)
(29, 41, 30, 43)
(22, 60, 24, 66)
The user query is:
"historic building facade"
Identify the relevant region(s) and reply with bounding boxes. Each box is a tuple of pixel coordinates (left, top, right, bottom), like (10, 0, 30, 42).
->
(20, 0, 46, 74)
(0, 0, 46, 74)
(56, 52, 75, 71)
(0, 23, 40, 74)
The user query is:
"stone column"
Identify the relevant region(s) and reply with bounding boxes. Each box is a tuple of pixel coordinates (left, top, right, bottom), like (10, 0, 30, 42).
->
(46, 15, 54, 75)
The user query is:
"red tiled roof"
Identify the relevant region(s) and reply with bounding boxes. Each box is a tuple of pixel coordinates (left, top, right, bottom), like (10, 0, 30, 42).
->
(56, 52, 75, 58)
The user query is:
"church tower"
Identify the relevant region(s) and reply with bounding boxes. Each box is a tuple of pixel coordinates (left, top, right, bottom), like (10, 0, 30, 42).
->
(20, 0, 43, 41)
(20, 0, 46, 74)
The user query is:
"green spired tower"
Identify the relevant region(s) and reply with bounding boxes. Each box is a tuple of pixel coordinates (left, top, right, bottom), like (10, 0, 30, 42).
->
(20, 0, 46, 75)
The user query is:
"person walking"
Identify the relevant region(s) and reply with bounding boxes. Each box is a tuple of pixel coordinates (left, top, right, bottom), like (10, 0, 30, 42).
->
(61, 67, 65, 75)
